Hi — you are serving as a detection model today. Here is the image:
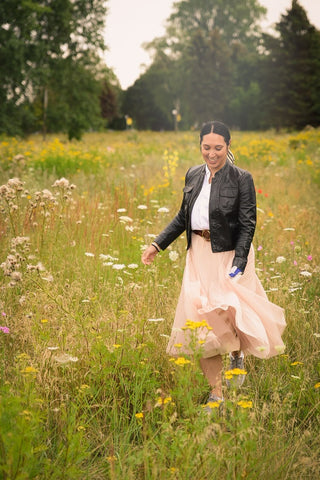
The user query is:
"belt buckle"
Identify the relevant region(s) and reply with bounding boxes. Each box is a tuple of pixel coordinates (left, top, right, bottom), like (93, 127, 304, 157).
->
(202, 230, 210, 241)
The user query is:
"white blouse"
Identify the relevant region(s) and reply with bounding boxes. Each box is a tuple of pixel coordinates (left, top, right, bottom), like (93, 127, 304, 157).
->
(191, 166, 211, 230)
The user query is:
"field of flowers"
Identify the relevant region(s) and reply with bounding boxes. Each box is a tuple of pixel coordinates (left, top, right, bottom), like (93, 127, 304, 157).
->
(0, 128, 319, 479)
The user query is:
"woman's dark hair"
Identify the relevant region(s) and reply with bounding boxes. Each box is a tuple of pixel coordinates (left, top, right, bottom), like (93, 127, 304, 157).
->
(200, 121, 231, 146)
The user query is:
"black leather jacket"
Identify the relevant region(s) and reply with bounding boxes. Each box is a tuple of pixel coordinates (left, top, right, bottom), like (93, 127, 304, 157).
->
(155, 160, 256, 272)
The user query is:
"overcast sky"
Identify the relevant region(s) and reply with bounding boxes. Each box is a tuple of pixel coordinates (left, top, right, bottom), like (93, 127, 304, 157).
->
(104, 0, 320, 89)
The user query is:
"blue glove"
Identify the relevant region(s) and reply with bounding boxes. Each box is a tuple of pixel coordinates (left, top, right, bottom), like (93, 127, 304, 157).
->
(229, 266, 243, 278)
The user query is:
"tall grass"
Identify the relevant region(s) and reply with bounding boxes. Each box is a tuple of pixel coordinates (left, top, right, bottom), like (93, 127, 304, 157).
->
(0, 128, 319, 479)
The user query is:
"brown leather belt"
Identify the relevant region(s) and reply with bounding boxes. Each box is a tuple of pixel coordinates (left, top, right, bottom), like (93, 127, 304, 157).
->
(193, 230, 210, 241)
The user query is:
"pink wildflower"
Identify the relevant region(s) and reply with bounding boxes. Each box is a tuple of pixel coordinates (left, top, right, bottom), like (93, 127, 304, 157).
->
(307, 255, 312, 261)
(0, 326, 9, 334)
(257, 245, 263, 251)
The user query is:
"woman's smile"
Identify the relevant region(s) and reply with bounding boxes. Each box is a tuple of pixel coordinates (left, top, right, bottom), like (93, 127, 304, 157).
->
(201, 132, 229, 175)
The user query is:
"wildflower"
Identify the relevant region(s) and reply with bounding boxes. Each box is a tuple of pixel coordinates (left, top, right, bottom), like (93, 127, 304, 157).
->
(182, 319, 212, 331)
(42, 274, 54, 282)
(77, 426, 86, 431)
(157, 207, 170, 213)
(237, 400, 253, 409)
(16, 353, 30, 360)
(99, 254, 118, 261)
(202, 400, 221, 409)
(169, 250, 179, 261)
(107, 455, 117, 462)
(172, 357, 191, 366)
(85, 252, 95, 257)
(117, 208, 126, 212)
(283, 227, 295, 231)
(21, 366, 38, 375)
(290, 361, 303, 366)
(113, 344, 122, 349)
(127, 263, 139, 269)
(41, 319, 48, 324)
(314, 382, 320, 389)
(80, 384, 90, 390)
(148, 318, 165, 322)
(276, 256, 286, 263)
(119, 215, 133, 223)
(257, 245, 263, 251)
(47, 346, 59, 351)
(112, 264, 126, 270)
(225, 368, 247, 379)
(274, 345, 286, 353)
(256, 346, 267, 352)
(0, 326, 9, 333)
(174, 343, 182, 348)
(137, 205, 147, 210)
(53, 353, 79, 364)
(135, 412, 144, 419)
(300, 271, 312, 277)
(10, 271, 22, 282)
(313, 333, 320, 338)
(155, 396, 173, 407)
(307, 255, 312, 261)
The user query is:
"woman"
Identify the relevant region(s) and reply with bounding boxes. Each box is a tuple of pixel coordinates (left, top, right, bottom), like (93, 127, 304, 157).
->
(141, 121, 286, 409)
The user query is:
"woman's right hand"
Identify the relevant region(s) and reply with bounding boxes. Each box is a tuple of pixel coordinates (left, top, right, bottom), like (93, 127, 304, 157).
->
(141, 245, 159, 265)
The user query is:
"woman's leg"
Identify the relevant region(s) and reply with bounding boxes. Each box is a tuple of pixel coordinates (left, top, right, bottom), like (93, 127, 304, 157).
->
(199, 354, 223, 398)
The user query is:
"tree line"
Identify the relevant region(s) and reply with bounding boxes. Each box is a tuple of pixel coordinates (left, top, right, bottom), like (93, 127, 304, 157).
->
(1, 0, 319, 138)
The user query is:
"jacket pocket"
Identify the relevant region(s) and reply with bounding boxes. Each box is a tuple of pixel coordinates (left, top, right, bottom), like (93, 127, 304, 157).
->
(219, 187, 238, 210)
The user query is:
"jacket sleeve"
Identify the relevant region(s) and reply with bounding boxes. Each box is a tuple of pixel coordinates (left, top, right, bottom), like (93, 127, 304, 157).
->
(154, 172, 190, 250)
(232, 172, 256, 271)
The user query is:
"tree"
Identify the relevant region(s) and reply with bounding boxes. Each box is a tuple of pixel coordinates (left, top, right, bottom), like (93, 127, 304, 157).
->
(122, 51, 179, 130)
(262, 0, 320, 129)
(142, 0, 266, 128)
(0, 0, 111, 138)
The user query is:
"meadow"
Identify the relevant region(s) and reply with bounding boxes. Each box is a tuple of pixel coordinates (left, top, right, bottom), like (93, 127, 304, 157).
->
(0, 127, 319, 479)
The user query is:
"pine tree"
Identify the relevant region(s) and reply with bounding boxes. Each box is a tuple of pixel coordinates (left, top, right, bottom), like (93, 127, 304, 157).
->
(262, 0, 320, 129)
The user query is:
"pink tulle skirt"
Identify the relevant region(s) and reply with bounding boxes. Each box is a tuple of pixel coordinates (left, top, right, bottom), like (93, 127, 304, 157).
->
(166, 234, 286, 359)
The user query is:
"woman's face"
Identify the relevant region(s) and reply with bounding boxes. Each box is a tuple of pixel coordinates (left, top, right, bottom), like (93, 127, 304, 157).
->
(201, 132, 229, 175)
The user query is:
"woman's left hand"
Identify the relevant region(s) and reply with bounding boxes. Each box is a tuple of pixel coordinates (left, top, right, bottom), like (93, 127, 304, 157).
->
(229, 266, 243, 280)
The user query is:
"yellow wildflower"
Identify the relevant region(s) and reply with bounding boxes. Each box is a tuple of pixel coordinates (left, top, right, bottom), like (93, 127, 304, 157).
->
(173, 357, 191, 367)
(225, 368, 247, 378)
(237, 400, 253, 409)
(182, 319, 212, 331)
(290, 361, 303, 366)
(21, 366, 38, 375)
(203, 401, 221, 409)
(135, 412, 144, 419)
(107, 455, 117, 462)
(155, 396, 173, 407)
(314, 382, 320, 389)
